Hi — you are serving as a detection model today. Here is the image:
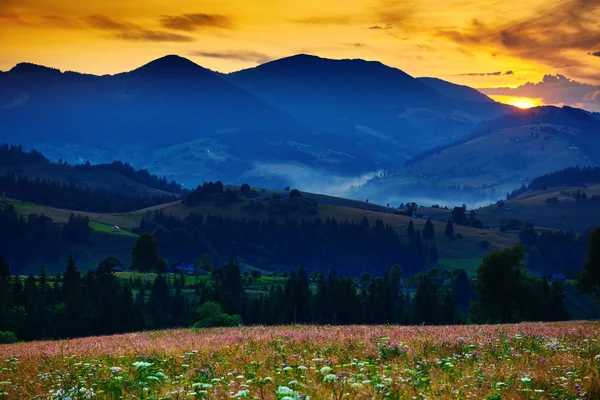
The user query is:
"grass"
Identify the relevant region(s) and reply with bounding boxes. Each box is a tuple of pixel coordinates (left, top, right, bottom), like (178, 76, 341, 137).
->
(90, 221, 139, 238)
(1, 322, 599, 399)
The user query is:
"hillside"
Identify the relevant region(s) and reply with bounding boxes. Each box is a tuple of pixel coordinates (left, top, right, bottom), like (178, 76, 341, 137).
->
(228, 54, 510, 151)
(476, 184, 600, 231)
(2, 185, 519, 276)
(417, 77, 495, 103)
(0, 54, 514, 194)
(360, 106, 600, 206)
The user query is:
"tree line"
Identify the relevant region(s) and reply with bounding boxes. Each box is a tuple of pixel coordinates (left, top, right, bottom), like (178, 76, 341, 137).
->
(0, 173, 178, 213)
(0, 236, 579, 342)
(507, 166, 600, 200)
(0, 204, 94, 269)
(142, 210, 436, 278)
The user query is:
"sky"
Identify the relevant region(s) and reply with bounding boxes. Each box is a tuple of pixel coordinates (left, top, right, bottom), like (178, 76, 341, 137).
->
(1, 0, 600, 109)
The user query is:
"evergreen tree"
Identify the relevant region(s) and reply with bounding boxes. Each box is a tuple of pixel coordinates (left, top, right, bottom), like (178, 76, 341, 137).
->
(407, 220, 415, 238)
(131, 233, 160, 273)
(578, 227, 600, 302)
(445, 220, 455, 239)
(423, 218, 435, 239)
(430, 245, 439, 264)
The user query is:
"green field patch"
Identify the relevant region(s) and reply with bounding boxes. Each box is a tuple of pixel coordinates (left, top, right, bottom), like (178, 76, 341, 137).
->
(90, 221, 139, 238)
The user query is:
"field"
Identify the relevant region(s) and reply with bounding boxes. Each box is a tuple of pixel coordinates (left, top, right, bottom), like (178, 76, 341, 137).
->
(1, 322, 599, 399)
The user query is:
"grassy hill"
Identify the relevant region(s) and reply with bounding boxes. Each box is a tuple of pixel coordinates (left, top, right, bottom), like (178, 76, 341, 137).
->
(377, 124, 593, 192)
(0, 160, 178, 198)
(3, 189, 519, 275)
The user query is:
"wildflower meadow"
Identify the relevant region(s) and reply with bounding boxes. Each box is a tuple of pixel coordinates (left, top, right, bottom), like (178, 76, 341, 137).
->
(1, 322, 599, 399)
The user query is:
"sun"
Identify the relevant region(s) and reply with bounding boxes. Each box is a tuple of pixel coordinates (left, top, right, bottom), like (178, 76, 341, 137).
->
(488, 95, 543, 109)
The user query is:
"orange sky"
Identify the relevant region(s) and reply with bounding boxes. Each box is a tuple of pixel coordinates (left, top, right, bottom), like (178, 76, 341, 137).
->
(1, 0, 599, 89)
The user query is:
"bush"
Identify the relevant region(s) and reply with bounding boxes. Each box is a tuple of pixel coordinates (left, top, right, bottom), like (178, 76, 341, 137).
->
(193, 302, 243, 329)
(0, 331, 18, 344)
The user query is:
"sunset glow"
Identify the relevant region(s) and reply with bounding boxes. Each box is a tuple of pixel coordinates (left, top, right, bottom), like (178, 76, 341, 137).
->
(489, 95, 543, 109)
(0, 0, 599, 92)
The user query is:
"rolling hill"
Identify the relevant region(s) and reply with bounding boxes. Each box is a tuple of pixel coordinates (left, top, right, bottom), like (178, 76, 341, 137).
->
(359, 106, 600, 206)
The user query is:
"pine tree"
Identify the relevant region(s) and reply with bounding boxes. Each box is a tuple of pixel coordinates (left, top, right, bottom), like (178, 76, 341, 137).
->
(445, 220, 455, 239)
(407, 220, 415, 238)
(430, 245, 439, 264)
(423, 218, 435, 239)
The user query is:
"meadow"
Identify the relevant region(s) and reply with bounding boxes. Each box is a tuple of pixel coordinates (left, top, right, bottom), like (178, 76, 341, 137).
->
(1, 322, 599, 399)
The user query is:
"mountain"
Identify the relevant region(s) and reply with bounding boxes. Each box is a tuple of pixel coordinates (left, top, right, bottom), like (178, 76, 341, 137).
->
(358, 106, 600, 206)
(227, 54, 510, 150)
(1, 55, 341, 186)
(417, 77, 494, 103)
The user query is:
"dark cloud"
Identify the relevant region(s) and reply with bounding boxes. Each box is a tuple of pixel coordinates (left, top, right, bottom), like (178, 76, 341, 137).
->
(344, 43, 368, 48)
(368, 24, 393, 30)
(86, 14, 134, 31)
(160, 13, 232, 31)
(456, 71, 513, 76)
(437, 0, 600, 77)
(85, 14, 193, 42)
(589, 51, 600, 57)
(117, 30, 193, 42)
(480, 74, 600, 112)
(190, 50, 273, 64)
(292, 16, 353, 25)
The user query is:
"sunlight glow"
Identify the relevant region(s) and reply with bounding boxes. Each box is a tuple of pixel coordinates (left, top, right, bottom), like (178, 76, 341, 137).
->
(489, 95, 543, 109)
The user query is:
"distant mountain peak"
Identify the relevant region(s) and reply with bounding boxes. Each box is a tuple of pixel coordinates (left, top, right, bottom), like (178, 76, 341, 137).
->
(129, 55, 211, 77)
(9, 62, 61, 77)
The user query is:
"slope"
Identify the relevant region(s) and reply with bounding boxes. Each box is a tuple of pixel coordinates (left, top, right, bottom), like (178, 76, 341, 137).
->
(360, 106, 600, 206)
(228, 54, 511, 150)
(417, 77, 494, 103)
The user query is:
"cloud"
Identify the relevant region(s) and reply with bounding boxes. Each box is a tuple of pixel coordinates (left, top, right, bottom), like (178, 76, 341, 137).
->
(480, 74, 600, 112)
(159, 13, 232, 31)
(344, 43, 368, 48)
(436, 0, 600, 78)
(456, 71, 514, 76)
(85, 14, 193, 42)
(368, 24, 393, 30)
(589, 51, 600, 57)
(190, 50, 273, 64)
(371, 0, 417, 31)
(292, 15, 354, 25)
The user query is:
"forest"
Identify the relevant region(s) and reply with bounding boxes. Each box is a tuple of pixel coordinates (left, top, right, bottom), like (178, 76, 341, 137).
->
(0, 236, 581, 342)
(0, 144, 180, 212)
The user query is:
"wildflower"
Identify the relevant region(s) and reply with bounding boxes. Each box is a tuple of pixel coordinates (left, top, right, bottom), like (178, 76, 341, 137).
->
(323, 374, 337, 383)
(320, 366, 332, 374)
(132, 361, 153, 369)
(234, 390, 249, 398)
(520, 377, 532, 383)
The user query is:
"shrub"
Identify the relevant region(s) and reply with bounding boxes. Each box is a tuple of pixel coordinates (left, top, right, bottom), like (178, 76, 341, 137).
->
(0, 331, 18, 344)
(193, 302, 243, 329)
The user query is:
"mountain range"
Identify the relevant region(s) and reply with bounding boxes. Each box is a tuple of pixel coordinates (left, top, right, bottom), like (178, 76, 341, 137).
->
(1, 54, 599, 205)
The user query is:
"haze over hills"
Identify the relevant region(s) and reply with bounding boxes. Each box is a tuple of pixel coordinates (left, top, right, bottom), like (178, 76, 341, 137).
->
(2, 53, 599, 207)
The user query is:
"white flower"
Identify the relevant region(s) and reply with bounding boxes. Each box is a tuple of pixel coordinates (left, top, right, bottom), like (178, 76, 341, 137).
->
(521, 377, 532, 383)
(320, 366, 332, 374)
(109, 367, 122, 373)
(323, 374, 338, 383)
(233, 390, 249, 398)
